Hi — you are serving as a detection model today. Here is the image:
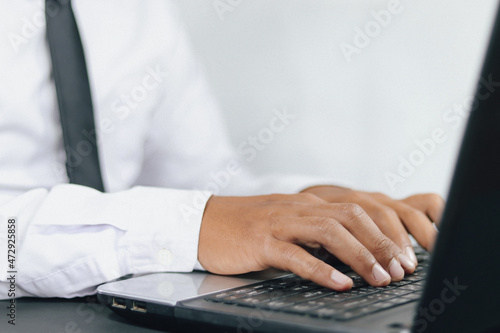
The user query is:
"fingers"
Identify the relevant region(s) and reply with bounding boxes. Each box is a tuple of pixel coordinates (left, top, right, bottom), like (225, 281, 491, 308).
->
(383, 201, 438, 251)
(332, 205, 415, 275)
(271, 215, 410, 286)
(305, 205, 414, 272)
(370, 192, 441, 252)
(266, 241, 353, 291)
(357, 199, 418, 268)
(401, 193, 445, 226)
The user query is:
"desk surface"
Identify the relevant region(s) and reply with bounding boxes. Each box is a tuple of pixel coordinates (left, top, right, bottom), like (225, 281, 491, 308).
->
(0, 297, 165, 333)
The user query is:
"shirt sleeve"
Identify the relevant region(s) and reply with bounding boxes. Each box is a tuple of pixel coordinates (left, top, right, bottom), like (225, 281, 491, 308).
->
(0, 185, 210, 299)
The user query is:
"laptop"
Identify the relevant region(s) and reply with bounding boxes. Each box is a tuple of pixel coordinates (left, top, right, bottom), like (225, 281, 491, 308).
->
(97, 4, 500, 332)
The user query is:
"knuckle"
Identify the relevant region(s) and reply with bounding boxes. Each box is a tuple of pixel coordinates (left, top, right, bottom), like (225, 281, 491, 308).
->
(267, 214, 281, 232)
(376, 206, 398, 221)
(427, 193, 444, 206)
(267, 193, 292, 203)
(261, 237, 273, 255)
(266, 209, 280, 219)
(316, 217, 342, 235)
(345, 190, 362, 202)
(261, 237, 279, 266)
(282, 246, 301, 264)
(297, 192, 320, 202)
(306, 260, 325, 278)
(353, 244, 373, 263)
(406, 208, 426, 221)
(372, 237, 393, 256)
(372, 192, 390, 200)
(342, 203, 366, 222)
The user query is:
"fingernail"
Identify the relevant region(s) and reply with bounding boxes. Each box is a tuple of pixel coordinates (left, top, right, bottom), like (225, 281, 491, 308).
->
(405, 246, 418, 266)
(372, 263, 391, 283)
(389, 258, 405, 280)
(398, 252, 416, 271)
(330, 270, 351, 286)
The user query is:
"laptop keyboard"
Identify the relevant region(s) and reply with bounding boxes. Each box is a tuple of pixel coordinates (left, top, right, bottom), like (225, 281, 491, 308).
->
(205, 248, 429, 321)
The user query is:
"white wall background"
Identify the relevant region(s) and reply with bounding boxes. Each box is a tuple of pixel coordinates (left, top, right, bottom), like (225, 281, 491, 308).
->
(176, 0, 498, 198)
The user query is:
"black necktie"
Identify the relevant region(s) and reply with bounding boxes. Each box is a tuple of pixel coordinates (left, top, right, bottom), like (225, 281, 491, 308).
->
(45, 0, 105, 191)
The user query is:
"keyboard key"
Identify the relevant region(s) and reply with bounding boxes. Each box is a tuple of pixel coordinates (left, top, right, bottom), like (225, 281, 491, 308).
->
(364, 293, 395, 302)
(401, 293, 421, 301)
(404, 273, 425, 282)
(209, 292, 233, 300)
(390, 279, 413, 287)
(289, 284, 321, 293)
(328, 297, 374, 310)
(379, 288, 413, 297)
(345, 271, 360, 279)
(300, 299, 331, 308)
(266, 278, 302, 289)
(345, 272, 368, 288)
(352, 279, 368, 288)
(274, 289, 335, 305)
(308, 307, 344, 319)
(351, 287, 383, 296)
(416, 253, 429, 262)
(336, 295, 420, 321)
(356, 286, 380, 294)
(282, 303, 320, 314)
(336, 307, 373, 320)
(367, 301, 397, 311)
(233, 290, 292, 306)
(398, 284, 422, 292)
(386, 296, 417, 306)
(215, 287, 275, 303)
(262, 300, 289, 310)
(234, 285, 265, 292)
(340, 300, 398, 318)
(316, 293, 360, 304)
(237, 297, 264, 306)
(206, 283, 270, 301)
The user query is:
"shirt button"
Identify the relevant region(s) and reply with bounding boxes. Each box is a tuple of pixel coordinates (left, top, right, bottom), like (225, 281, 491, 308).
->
(157, 248, 173, 266)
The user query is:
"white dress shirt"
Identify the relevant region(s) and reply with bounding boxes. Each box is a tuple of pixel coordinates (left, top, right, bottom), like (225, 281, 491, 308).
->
(0, 0, 326, 299)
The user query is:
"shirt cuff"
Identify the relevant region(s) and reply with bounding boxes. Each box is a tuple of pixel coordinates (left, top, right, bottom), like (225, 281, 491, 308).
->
(120, 187, 212, 275)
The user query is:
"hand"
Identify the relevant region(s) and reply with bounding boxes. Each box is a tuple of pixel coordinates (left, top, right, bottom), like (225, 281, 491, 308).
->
(198, 193, 421, 291)
(302, 185, 444, 256)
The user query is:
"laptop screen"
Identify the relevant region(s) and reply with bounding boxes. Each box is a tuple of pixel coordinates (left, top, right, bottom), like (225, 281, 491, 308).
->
(414, 3, 500, 333)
